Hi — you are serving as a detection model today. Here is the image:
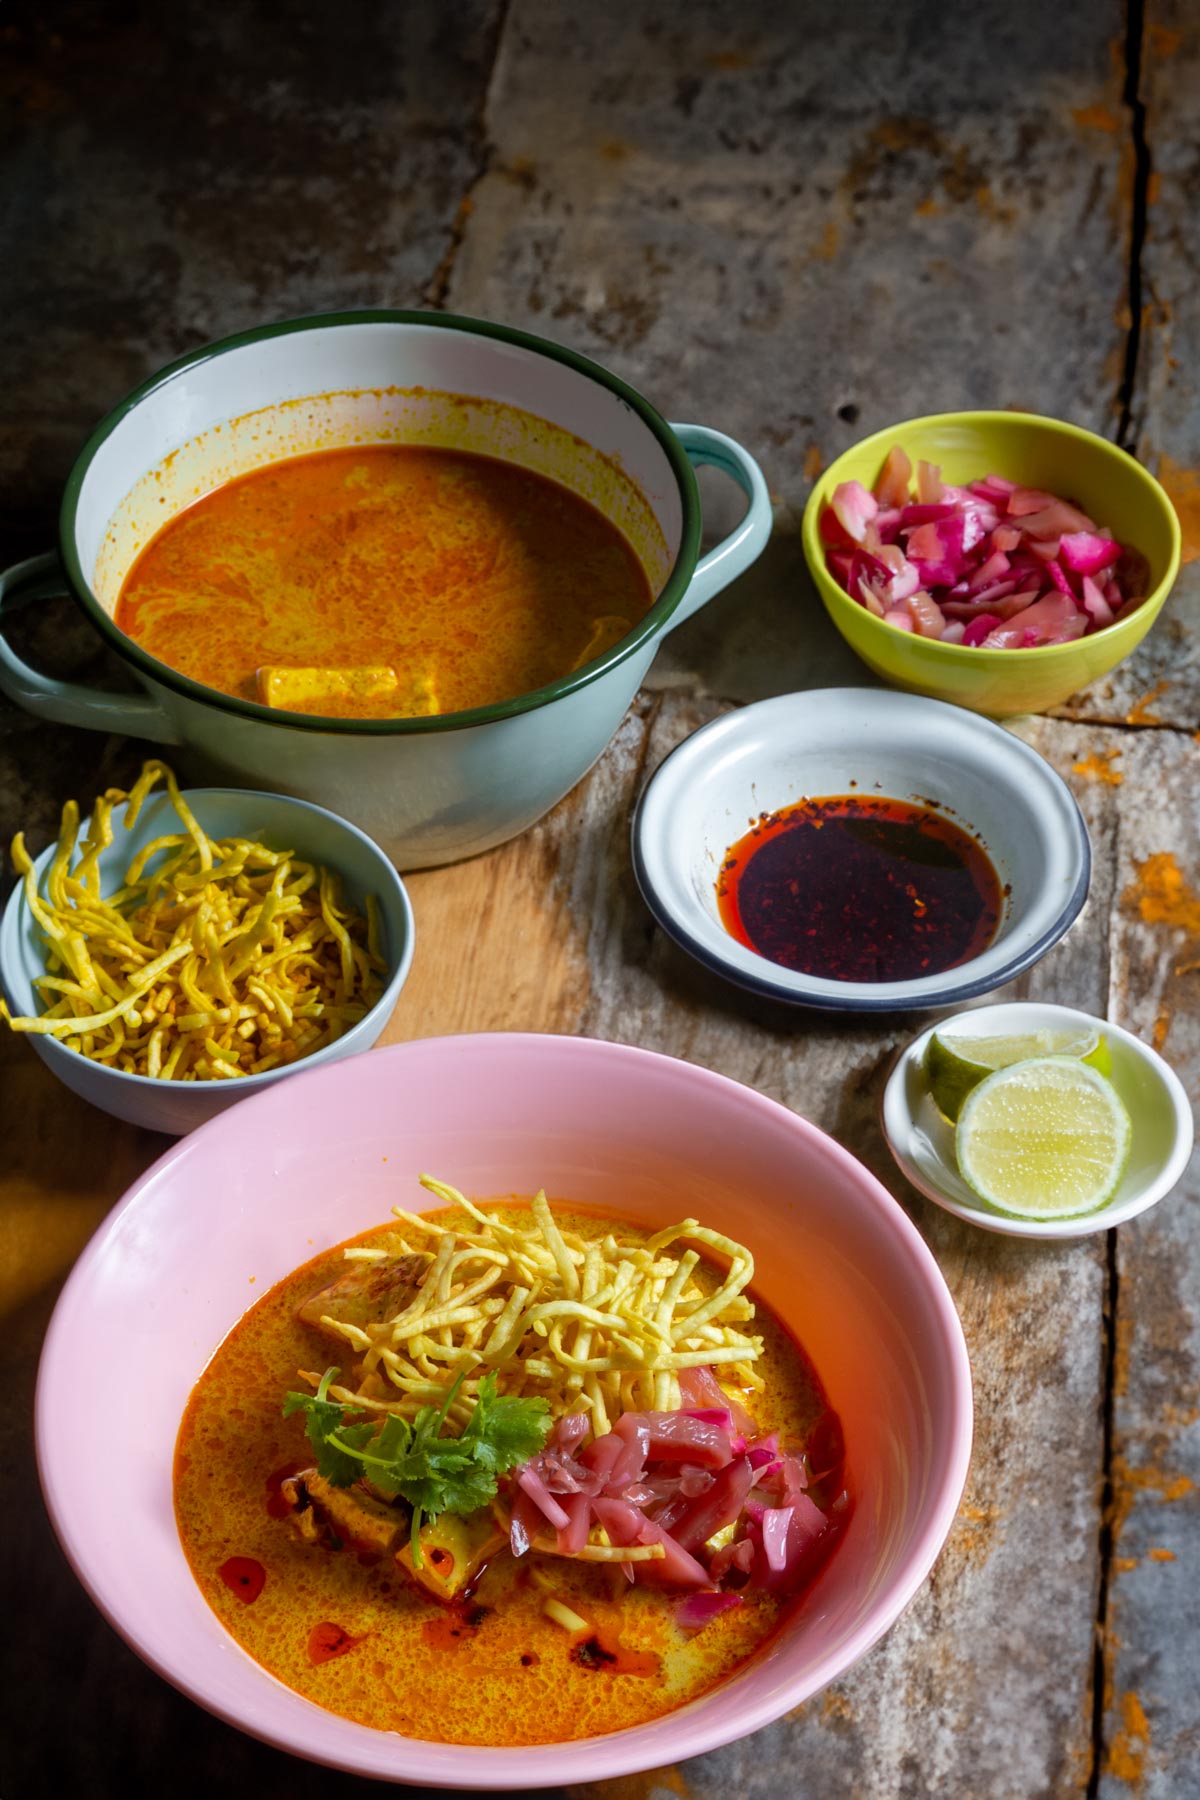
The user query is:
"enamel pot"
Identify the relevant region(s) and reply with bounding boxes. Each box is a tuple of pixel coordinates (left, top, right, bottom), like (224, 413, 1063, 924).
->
(0, 312, 771, 868)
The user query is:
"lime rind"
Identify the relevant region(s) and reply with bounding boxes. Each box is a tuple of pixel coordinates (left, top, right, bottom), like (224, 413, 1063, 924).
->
(954, 1055, 1132, 1222)
(927, 1025, 1106, 1122)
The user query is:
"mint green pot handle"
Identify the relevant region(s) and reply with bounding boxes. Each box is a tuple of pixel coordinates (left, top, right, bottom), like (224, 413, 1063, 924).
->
(665, 424, 772, 633)
(0, 553, 180, 742)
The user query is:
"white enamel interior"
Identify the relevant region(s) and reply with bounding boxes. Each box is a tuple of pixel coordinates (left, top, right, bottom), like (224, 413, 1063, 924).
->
(72, 321, 678, 606)
(634, 689, 1089, 1007)
(881, 1001, 1195, 1238)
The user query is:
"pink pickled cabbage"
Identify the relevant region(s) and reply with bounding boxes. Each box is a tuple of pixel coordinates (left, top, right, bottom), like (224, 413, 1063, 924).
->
(981, 593, 1087, 648)
(1081, 575, 1115, 628)
(1060, 531, 1121, 575)
(508, 1367, 838, 1600)
(818, 447, 1150, 649)
(875, 445, 913, 508)
(677, 1367, 758, 1436)
(830, 480, 878, 543)
(675, 1590, 744, 1633)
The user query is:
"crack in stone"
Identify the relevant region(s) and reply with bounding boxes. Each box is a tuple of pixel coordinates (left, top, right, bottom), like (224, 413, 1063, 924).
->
(1115, 0, 1151, 452)
(1051, 711, 1190, 738)
(1085, 760, 1127, 1797)
(422, 0, 512, 309)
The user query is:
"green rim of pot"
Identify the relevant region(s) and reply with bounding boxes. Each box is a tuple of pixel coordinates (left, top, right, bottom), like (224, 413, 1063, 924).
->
(58, 309, 703, 736)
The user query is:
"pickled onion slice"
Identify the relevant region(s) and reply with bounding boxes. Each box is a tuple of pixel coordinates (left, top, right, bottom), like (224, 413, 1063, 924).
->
(818, 446, 1150, 647)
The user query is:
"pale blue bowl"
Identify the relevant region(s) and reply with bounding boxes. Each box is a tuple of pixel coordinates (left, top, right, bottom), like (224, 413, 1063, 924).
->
(0, 788, 414, 1135)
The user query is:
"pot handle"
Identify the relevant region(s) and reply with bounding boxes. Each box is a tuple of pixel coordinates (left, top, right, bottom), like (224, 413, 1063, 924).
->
(0, 553, 180, 743)
(664, 424, 772, 633)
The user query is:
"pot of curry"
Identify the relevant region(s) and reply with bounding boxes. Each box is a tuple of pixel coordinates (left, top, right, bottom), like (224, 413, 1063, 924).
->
(0, 312, 771, 867)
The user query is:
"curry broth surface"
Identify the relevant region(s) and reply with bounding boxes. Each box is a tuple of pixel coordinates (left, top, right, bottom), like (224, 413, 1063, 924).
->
(174, 1206, 846, 1746)
(115, 446, 655, 717)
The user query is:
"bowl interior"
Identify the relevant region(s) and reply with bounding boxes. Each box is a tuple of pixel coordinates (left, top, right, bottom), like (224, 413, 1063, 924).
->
(635, 690, 1089, 1009)
(1, 788, 410, 1070)
(809, 412, 1179, 599)
(37, 1034, 971, 1786)
(882, 1001, 1194, 1238)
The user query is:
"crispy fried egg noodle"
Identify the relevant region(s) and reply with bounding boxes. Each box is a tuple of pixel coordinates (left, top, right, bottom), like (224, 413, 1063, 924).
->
(0, 760, 386, 1079)
(315, 1177, 763, 1435)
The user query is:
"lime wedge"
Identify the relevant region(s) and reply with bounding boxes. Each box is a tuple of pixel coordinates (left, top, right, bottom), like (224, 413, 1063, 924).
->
(927, 1024, 1108, 1121)
(955, 1057, 1131, 1221)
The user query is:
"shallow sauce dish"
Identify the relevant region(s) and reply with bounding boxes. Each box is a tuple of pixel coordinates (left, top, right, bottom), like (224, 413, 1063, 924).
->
(0, 788, 414, 1135)
(37, 1033, 972, 1787)
(881, 1001, 1194, 1239)
(801, 411, 1181, 718)
(633, 689, 1090, 1012)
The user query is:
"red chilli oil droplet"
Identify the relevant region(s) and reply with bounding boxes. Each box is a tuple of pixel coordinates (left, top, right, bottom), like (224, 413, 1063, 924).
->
(308, 1620, 364, 1665)
(217, 1557, 266, 1604)
(716, 794, 1002, 984)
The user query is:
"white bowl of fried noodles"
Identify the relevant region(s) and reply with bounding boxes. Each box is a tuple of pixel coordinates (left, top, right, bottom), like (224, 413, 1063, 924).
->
(0, 766, 414, 1134)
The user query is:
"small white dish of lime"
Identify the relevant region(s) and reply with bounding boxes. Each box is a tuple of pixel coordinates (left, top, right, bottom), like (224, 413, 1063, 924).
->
(882, 1001, 1193, 1239)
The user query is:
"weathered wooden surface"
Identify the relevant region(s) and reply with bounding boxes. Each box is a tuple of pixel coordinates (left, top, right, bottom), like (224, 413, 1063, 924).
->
(1, 3, 1197, 1797)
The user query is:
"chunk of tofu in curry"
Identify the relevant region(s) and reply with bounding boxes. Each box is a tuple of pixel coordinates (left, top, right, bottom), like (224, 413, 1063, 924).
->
(256, 664, 439, 718)
(286, 1248, 506, 1602)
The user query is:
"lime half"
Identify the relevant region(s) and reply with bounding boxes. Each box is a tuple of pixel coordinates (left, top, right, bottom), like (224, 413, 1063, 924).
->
(927, 1025, 1109, 1121)
(956, 1057, 1132, 1221)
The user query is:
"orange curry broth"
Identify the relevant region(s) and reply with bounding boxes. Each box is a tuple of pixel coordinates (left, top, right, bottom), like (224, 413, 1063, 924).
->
(173, 1205, 850, 1747)
(115, 445, 655, 717)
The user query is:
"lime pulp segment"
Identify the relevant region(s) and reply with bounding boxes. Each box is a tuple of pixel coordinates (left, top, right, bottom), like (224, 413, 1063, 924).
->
(955, 1056, 1132, 1221)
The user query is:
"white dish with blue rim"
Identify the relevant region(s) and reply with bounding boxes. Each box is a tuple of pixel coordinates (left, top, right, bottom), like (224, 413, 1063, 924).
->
(631, 688, 1090, 1013)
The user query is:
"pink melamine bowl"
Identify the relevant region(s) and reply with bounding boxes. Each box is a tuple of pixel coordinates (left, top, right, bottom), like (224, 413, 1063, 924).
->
(35, 1034, 972, 1789)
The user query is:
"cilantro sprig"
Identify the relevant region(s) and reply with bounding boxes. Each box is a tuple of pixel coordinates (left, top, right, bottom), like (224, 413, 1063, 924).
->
(283, 1368, 551, 1564)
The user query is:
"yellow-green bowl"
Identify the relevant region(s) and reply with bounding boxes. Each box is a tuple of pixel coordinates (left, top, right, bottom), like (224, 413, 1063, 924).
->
(801, 411, 1182, 717)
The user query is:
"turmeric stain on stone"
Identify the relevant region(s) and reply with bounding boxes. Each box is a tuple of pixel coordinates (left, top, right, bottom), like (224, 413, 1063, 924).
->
(1155, 454, 1200, 564)
(705, 48, 752, 72)
(1123, 852, 1200, 936)
(1072, 102, 1120, 132)
(811, 219, 840, 261)
(1147, 23, 1183, 58)
(1106, 1690, 1149, 1783)
(1072, 748, 1124, 786)
(1108, 1455, 1195, 1547)
(821, 1689, 854, 1724)
(1125, 680, 1169, 725)
(1152, 1005, 1171, 1054)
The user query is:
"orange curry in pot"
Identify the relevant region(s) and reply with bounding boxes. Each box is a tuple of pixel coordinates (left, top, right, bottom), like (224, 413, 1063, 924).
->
(116, 445, 656, 719)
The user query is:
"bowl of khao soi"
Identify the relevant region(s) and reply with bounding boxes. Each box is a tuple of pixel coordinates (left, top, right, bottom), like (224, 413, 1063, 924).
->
(36, 1033, 972, 1786)
(1, 310, 771, 868)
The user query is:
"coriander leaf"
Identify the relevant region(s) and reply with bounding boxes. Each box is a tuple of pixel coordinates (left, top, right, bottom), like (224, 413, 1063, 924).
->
(459, 1372, 552, 1474)
(281, 1366, 552, 1533)
(283, 1368, 375, 1487)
